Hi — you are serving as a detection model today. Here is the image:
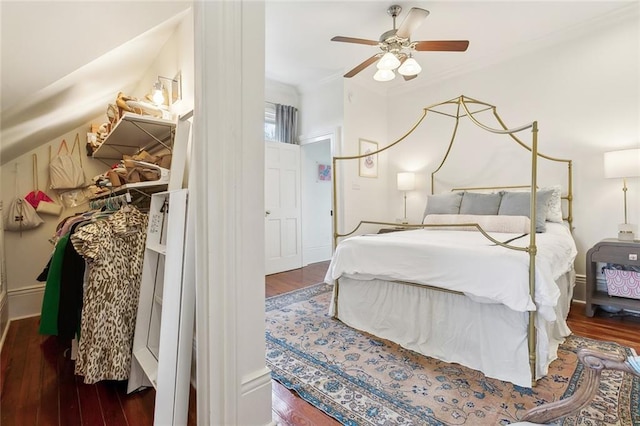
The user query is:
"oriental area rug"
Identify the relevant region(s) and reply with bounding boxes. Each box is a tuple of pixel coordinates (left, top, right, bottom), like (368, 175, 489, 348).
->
(265, 283, 640, 426)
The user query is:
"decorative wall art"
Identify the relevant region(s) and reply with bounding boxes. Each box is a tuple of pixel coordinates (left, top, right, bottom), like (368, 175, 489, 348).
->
(359, 139, 378, 178)
(318, 164, 331, 181)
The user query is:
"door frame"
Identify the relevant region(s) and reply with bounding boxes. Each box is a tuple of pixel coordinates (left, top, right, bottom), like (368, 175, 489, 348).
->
(299, 127, 340, 261)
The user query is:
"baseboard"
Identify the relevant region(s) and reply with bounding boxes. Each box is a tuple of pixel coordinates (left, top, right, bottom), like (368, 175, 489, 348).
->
(8, 284, 45, 320)
(303, 245, 331, 266)
(238, 366, 274, 425)
(574, 273, 586, 303)
(0, 293, 9, 352)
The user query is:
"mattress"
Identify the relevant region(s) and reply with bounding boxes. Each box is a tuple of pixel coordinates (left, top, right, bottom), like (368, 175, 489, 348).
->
(324, 222, 577, 387)
(325, 222, 577, 321)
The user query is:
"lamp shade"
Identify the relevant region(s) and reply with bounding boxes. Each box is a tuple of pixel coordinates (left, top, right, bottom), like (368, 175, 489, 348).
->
(398, 57, 422, 76)
(377, 52, 401, 70)
(397, 172, 415, 191)
(373, 69, 395, 82)
(604, 148, 640, 178)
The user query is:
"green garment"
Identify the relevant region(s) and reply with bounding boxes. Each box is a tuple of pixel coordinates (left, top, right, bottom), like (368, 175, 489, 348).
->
(39, 234, 70, 335)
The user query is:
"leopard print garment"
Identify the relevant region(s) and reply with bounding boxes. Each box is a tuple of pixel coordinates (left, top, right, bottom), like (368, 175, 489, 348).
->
(71, 206, 148, 384)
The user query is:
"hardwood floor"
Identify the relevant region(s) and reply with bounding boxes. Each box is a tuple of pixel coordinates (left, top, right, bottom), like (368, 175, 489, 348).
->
(2, 261, 639, 426)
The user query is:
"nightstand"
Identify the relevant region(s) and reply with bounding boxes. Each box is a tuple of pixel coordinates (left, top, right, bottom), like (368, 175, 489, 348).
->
(585, 238, 640, 317)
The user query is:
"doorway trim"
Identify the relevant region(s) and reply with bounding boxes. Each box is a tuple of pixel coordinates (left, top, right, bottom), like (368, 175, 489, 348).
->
(299, 127, 341, 262)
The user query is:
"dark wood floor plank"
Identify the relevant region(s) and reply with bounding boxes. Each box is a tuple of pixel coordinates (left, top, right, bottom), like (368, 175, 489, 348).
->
(13, 317, 45, 426)
(38, 335, 62, 426)
(95, 381, 129, 426)
(116, 382, 155, 426)
(57, 342, 82, 426)
(1, 318, 33, 426)
(76, 375, 105, 426)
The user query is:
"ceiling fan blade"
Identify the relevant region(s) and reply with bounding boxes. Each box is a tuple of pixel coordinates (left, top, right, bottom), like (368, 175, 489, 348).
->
(403, 74, 418, 81)
(414, 40, 469, 52)
(344, 55, 379, 78)
(396, 8, 429, 39)
(331, 36, 378, 46)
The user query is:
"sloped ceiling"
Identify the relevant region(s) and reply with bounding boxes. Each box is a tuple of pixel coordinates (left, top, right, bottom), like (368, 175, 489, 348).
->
(2, 1, 637, 165)
(0, 1, 191, 165)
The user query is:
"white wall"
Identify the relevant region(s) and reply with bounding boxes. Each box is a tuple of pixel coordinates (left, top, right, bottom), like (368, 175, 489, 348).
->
(340, 80, 390, 235)
(1, 125, 107, 318)
(298, 76, 343, 142)
(384, 10, 639, 279)
(266, 79, 299, 108)
(0, 10, 195, 320)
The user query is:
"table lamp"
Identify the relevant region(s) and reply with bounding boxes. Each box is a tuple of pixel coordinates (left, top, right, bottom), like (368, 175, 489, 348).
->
(397, 172, 415, 224)
(604, 148, 640, 240)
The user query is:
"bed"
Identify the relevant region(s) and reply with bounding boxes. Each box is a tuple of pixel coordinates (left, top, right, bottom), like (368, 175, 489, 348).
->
(325, 95, 576, 388)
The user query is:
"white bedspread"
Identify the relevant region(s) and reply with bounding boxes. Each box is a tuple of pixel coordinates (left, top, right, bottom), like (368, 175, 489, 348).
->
(325, 223, 577, 319)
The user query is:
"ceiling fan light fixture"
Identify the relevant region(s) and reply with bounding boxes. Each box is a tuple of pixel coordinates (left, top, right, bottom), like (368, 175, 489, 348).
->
(373, 68, 396, 82)
(398, 57, 422, 76)
(377, 52, 401, 70)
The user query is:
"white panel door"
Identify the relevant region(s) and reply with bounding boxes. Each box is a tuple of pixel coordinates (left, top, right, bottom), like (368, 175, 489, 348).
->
(265, 141, 302, 274)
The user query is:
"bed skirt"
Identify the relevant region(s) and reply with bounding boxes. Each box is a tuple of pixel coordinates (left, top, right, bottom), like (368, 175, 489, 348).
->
(329, 270, 575, 388)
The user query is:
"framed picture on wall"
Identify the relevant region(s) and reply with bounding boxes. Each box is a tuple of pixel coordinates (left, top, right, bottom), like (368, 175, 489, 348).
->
(359, 139, 378, 178)
(318, 164, 331, 181)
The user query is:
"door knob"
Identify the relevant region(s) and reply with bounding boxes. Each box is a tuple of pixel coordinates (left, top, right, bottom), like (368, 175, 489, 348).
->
(265, 210, 271, 216)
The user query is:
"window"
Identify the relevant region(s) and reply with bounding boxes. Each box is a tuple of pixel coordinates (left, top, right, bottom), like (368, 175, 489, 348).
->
(264, 102, 276, 141)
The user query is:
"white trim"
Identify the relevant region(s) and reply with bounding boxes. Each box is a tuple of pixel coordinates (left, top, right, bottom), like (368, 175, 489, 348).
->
(8, 284, 45, 320)
(574, 274, 586, 303)
(240, 367, 273, 395)
(194, 2, 270, 425)
(0, 294, 9, 351)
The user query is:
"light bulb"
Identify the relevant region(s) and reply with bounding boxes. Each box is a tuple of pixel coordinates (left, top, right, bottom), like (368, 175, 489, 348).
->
(152, 82, 164, 105)
(373, 69, 395, 82)
(376, 52, 401, 70)
(398, 57, 422, 76)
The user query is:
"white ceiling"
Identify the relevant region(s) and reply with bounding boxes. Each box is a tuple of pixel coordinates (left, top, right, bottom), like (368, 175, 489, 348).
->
(266, 1, 637, 93)
(0, 1, 191, 164)
(1, 1, 636, 164)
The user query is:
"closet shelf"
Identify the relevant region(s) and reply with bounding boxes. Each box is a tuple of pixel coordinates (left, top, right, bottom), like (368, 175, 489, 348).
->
(89, 165, 170, 200)
(92, 113, 176, 160)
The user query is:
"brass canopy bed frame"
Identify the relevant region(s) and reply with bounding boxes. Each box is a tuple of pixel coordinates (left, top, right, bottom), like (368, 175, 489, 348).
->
(329, 95, 574, 388)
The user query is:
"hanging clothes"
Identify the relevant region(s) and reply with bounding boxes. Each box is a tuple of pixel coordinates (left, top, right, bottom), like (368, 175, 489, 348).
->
(38, 233, 70, 335)
(71, 206, 148, 384)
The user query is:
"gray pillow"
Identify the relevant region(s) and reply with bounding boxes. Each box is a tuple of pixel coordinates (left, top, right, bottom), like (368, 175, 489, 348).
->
(498, 190, 553, 232)
(423, 192, 463, 217)
(459, 192, 502, 215)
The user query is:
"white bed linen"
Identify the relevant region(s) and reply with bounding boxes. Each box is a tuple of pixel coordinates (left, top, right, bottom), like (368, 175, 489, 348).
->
(325, 222, 577, 321)
(330, 271, 574, 387)
(324, 222, 577, 387)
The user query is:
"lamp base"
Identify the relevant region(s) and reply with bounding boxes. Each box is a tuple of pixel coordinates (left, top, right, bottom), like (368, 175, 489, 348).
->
(617, 223, 635, 241)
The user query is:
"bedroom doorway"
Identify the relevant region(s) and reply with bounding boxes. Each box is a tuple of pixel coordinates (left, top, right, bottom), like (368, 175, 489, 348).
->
(300, 132, 335, 266)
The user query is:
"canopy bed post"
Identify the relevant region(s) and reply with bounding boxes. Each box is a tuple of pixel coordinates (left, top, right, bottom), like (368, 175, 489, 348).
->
(327, 95, 575, 389)
(528, 120, 539, 387)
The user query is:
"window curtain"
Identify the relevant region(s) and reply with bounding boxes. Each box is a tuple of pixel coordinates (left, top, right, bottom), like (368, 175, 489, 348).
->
(275, 104, 298, 144)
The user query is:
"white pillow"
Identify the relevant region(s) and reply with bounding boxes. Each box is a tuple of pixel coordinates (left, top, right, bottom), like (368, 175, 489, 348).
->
(423, 214, 531, 234)
(544, 185, 563, 223)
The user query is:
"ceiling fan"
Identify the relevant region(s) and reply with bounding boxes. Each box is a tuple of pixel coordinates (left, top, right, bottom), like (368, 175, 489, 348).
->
(331, 4, 469, 81)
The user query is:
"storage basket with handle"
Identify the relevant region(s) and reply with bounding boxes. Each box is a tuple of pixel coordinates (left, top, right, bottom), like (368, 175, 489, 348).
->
(603, 263, 640, 300)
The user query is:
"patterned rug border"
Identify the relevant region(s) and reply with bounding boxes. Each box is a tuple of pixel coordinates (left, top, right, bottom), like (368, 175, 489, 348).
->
(266, 283, 640, 425)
